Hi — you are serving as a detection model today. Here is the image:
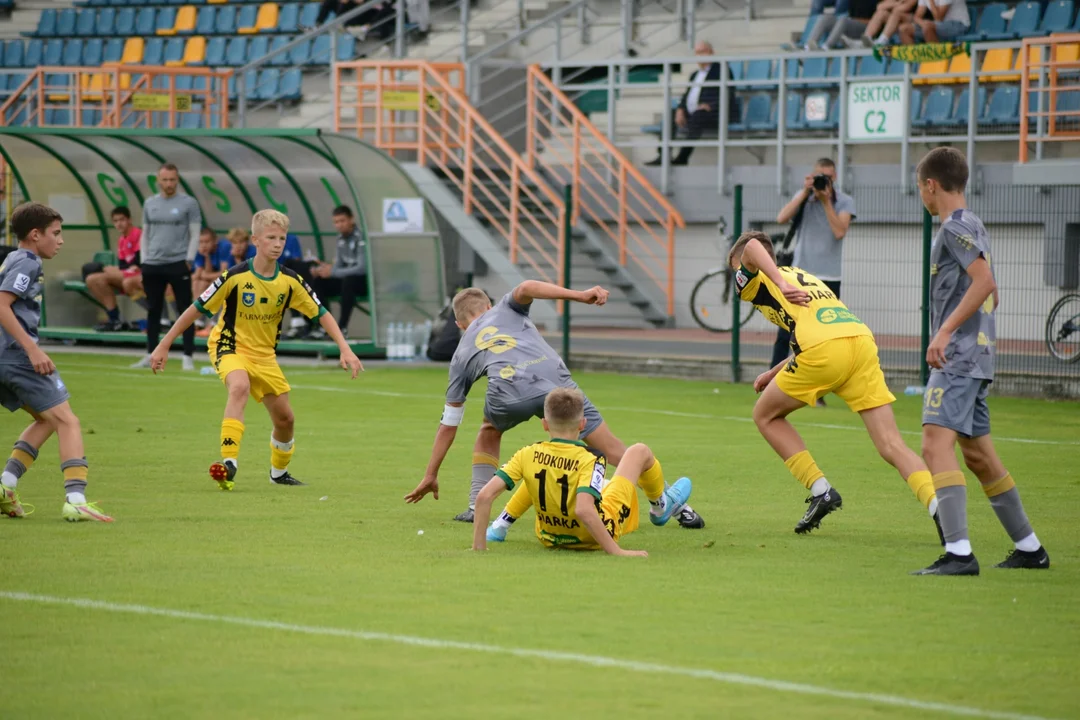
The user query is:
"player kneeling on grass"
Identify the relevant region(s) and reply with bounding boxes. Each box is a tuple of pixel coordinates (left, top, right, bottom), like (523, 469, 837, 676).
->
(150, 209, 363, 491)
(472, 388, 692, 556)
(0, 202, 112, 522)
(730, 231, 942, 540)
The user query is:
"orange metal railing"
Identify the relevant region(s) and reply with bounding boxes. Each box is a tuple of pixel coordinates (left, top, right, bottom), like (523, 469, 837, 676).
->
(335, 60, 566, 285)
(1019, 33, 1080, 162)
(0, 66, 231, 129)
(525, 66, 684, 317)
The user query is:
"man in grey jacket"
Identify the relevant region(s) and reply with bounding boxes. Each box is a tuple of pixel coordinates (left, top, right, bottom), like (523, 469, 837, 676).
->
(131, 164, 202, 370)
(306, 205, 369, 340)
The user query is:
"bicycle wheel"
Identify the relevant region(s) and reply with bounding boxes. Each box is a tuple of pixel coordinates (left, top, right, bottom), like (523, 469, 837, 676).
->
(1045, 293, 1080, 363)
(690, 269, 756, 333)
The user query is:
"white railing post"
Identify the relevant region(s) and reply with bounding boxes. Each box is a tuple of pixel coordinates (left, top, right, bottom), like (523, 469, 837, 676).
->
(901, 61, 911, 191)
(394, 0, 406, 58)
(238, 74, 247, 127)
(660, 62, 672, 195)
(578, 1, 588, 45)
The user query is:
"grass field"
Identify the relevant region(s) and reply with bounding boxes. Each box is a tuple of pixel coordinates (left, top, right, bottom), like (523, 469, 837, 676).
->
(3, 352, 1079, 720)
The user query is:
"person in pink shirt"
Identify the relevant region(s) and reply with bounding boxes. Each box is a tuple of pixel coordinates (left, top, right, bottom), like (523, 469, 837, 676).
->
(84, 206, 145, 332)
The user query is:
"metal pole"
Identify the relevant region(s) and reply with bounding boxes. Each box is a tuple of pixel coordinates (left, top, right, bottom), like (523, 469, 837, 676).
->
(394, 0, 406, 58)
(517, 0, 524, 32)
(900, 61, 911, 192)
(660, 62, 672, 195)
(837, 55, 847, 195)
(920, 206, 932, 385)
(966, 47, 976, 176)
(578, 0, 588, 45)
(562, 183, 573, 364)
(606, 61, 616, 186)
(687, 0, 696, 50)
(777, 60, 786, 195)
(718, 59, 728, 195)
(460, 0, 470, 63)
(330, 33, 338, 123)
(621, 0, 631, 57)
(238, 74, 247, 127)
(731, 183, 743, 383)
(677, 0, 686, 41)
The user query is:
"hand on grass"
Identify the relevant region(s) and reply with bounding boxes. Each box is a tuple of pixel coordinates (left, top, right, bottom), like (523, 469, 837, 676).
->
(405, 474, 439, 503)
(150, 347, 169, 373)
(612, 548, 649, 558)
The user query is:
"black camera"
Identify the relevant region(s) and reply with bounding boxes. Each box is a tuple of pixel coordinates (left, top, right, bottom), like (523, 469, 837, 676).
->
(812, 174, 832, 191)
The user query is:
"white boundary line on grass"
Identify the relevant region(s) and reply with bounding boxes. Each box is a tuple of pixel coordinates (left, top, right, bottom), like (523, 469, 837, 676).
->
(0, 591, 1055, 720)
(63, 365, 1080, 447)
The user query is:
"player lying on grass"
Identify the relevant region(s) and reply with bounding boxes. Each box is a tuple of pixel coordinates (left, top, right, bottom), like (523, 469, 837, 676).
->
(403, 280, 704, 531)
(910, 147, 1048, 576)
(150, 209, 362, 491)
(472, 388, 692, 556)
(730, 231, 943, 540)
(0, 202, 112, 522)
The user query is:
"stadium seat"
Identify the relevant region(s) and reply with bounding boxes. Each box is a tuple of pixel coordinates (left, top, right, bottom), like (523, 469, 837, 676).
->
(95, 7, 116, 35)
(34, 9, 58, 38)
(121, 36, 144, 64)
(248, 35, 269, 62)
(278, 3, 300, 34)
(948, 86, 987, 125)
(310, 33, 330, 63)
(268, 35, 290, 65)
(56, 8, 77, 36)
(104, 37, 124, 63)
(46, 108, 71, 126)
(144, 37, 165, 64)
(175, 5, 197, 34)
(1056, 42, 1080, 77)
(1054, 89, 1080, 128)
(215, 5, 237, 34)
(1038, 0, 1075, 34)
(181, 36, 206, 65)
(914, 58, 949, 85)
(910, 88, 924, 125)
(961, 2, 1007, 41)
(254, 3, 279, 32)
(983, 0, 1041, 39)
(337, 32, 355, 61)
(945, 52, 971, 84)
(254, 67, 280, 100)
(915, 86, 954, 127)
(25, 39, 43, 67)
(44, 39, 64, 65)
(5, 40, 25, 67)
(180, 111, 202, 129)
(279, 67, 302, 101)
(299, 1, 320, 28)
(205, 36, 226, 65)
(807, 94, 838, 129)
(236, 4, 258, 33)
(195, 6, 215, 35)
(800, 57, 828, 84)
(82, 109, 102, 127)
(135, 7, 156, 36)
(115, 7, 135, 35)
(748, 94, 777, 131)
(76, 9, 96, 36)
(854, 54, 887, 77)
(785, 92, 805, 130)
(163, 37, 185, 65)
(981, 47, 1015, 81)
(741, 59, 774, 86)
(156, 6, 178, 34)
(289, 38, 311, 65)
(83, 37, 103, 65)
(225, 36, 248, 65)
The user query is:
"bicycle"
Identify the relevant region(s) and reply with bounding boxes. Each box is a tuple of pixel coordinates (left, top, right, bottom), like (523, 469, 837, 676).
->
(1046, 293, 1080, 363)
(689, 217, 757, 333)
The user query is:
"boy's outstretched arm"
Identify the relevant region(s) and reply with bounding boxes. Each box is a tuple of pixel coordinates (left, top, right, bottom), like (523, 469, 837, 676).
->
(575, 495, 648, 557)
(472, 478, 506, 551)
(150, 305, 201, 372)
(404, 403, 463, 503)
(512, 280, 608, 307)
(318, 312, 363, 377)
(740, 239, 811, 307)
(927, 257, 996, 369)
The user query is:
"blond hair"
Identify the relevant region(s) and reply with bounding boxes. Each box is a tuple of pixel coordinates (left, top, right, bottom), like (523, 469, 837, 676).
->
(227, 227, 250, 245)
(251, 209, 290, 236)
(544, 388, 585, 435)
(452, 288, 491, 324)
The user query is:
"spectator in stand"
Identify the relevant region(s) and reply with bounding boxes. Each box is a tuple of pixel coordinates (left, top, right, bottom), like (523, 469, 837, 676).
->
(226, 227, 256, 264)
(312, 0, 395, 39)
(84, 206, 144, 332)
(304, 205, 368, 340)
(645, 41, 737, 167)
(852, 0, 917, 46)
(899, 0, 970, 44)
(806, 0, 880, 50)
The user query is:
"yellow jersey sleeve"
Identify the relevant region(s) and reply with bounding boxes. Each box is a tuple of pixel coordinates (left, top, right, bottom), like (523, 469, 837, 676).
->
(195, 271, 236, 317)
(495, 448, 528, 491)
(575, 452, 607, 502)
(286, 273, 328, 320)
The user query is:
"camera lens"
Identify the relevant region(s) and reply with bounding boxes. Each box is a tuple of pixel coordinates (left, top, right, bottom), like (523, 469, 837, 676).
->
(813, 175, 829, 191)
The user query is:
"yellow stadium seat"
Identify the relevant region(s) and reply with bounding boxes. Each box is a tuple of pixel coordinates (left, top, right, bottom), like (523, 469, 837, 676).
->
(81, 72, 105, 99)
(207, 0, 227, 4)
(980, 48, 1014, 82)
(174, 6, 197, 34)
(121, 37, 144, 65)
(946, 53, 971, 84)
(180, 36, 206, 65)
(913, 59, 949, 85)
(255, 3, 279, 32)
(1055, 42, 1080, 65)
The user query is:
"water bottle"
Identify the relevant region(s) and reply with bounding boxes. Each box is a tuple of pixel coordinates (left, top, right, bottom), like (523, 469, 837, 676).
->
(904, 385, 926, 396)
(392, 322, 404, 360)
(385, 322, 397, 359)
(420, 319, 432, 360)
(404, 322, 416, 360)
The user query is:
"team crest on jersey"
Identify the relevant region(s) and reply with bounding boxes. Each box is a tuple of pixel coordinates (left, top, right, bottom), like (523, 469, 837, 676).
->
(276, 293, 285, 306)
(242, 291, 256, 307)
(735, 270, 748, 289)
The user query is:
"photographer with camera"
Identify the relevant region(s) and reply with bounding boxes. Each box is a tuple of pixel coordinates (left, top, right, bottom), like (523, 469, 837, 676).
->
(772, 159, 856, 401)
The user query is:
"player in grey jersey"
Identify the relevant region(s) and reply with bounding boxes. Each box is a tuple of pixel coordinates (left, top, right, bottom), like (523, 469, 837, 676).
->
(404, 280, 704, 531)
(911, 147, 1047, 576)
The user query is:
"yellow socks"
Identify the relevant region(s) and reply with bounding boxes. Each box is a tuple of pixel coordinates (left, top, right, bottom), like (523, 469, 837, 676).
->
(784, 450, 825, 491)
(638, 457, 665, 503)
(981, 472, 1016, 498)
(932, 470, 966, 490)
(503, 482, 533, 520)
(905, 470, 937, 510)
(270, 435, 295, 477)
(220, 418, 245, 461)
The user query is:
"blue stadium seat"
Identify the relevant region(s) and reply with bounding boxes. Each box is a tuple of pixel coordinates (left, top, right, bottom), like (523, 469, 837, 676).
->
(174, 74, 193, 91)
(237, 4, 258, 31)
(144, 37, 164, 65)
(1072, 6, 1080, 29)
(254, 67, 279, 101)
(785, 92, 804, 130)
(205, 36, 226, 65)
(279, 67, 302, 101)
(25, 39, 43, 67)
(82, 109, 102, 127)
(1037, 0, 1074, 34)
(960, 2, 1007, 41)
(1055, 89, 1080, 128)
(289, 38, 311, 65)
(63, 39, 83, 65)
(784, 58, 799, 79)
(740, 59, 774, 87)
(166, 0, 188, 6)
(915, 87, 953, 127)
(57, 8, 78, 36)
(96, 7, 115, 35)
(948, 86, 987, 125)
(853, 55, 887, 76)
(135, 7, 156, 36)
(269, 35, 290, 65)
(910, 88, 924, 125)
(807, 94, 838, 129)
(103, 37, 124, 63)
(195, 6, 216, 35)
(34, 9, 58, 37)
(44, 39, 64, 64)
(337, 33, 355, 61)
(156, 7, 177, 33)
(115, 7, 135, 35)
(310, 34, 330, 64)
(76, 9, 97, 36)
(83, 37, 103, 65)
(299, 2, 320, 28)
(215, 5, 237, 34)
(278, 3, 300, 34)
(4, 40, 25, 67)
(225, 36, 248, 66)
(983, 1, 1041, 39)
(180, 111, 202, 129)
(248, 35, 269, 62)
(46, 109, 71, 126)
(164, 37, 184, 64)
(733, 93, 771, 131)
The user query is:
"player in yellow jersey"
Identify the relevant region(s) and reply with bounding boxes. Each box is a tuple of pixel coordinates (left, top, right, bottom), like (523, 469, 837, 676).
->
(150, 210, 363, 490)
(730, 231, 942, 540)
(472, 388, 692, 556)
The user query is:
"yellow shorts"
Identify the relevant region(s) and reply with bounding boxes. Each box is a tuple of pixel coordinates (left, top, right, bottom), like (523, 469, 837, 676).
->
(599, 475, 640, 543)
(775, 335, 895, 412)
(209, 350, 290, 403)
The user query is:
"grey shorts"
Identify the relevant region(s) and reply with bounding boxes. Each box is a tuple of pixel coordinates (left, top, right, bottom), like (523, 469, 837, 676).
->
(921, 371, 991, 439)
(485, 392, 604, 438)
(0, 361, 71, 414)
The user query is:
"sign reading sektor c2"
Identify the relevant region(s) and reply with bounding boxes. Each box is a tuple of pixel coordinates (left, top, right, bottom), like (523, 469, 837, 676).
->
(845, 80, 907, 141)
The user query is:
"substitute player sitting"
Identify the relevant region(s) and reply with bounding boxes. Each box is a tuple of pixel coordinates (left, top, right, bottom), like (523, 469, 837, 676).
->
(730, 232, 942, 539)
(150, 209, 362, 490)
(472, 388, 692, 556)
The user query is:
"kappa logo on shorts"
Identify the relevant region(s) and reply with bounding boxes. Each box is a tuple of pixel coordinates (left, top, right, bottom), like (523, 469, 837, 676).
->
(242, 292, 256, 307)
(12, 273, 30, 293)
